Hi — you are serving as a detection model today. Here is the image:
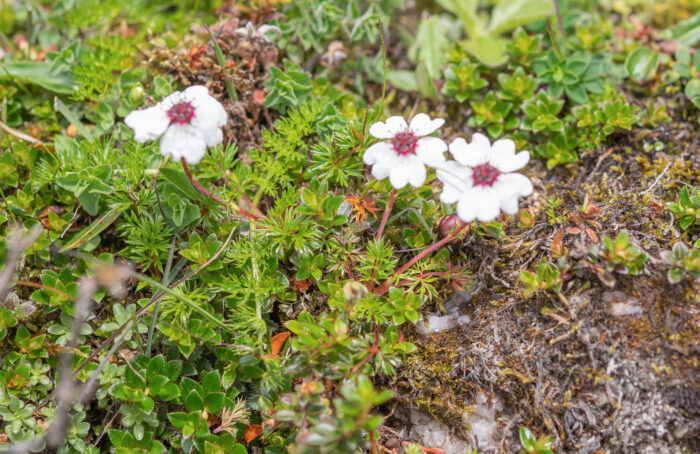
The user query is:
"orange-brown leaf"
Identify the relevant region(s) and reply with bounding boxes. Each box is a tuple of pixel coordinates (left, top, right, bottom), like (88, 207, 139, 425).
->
(551, 229, 564, 257)
(244, 424, 263, 443)
(586, 228, 599, 243)
(270, 331, 290, 356)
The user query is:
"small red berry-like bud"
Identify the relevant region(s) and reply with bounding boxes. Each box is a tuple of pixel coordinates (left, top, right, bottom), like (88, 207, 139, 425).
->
(437, 214, 467, 238)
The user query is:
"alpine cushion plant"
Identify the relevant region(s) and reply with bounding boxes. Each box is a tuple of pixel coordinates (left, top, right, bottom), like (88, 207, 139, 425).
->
(363, 114, 447, 189)
(436, 133, 533, 222)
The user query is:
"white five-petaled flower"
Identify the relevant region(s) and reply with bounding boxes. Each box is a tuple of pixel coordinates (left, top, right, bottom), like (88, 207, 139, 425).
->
(363, 114, 447, 189)
(436, 133, 533, 223)
(124, 85, 227, 165)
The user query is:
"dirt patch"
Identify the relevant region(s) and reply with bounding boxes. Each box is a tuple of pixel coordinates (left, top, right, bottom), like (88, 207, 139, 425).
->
(382, 105, 700, 453)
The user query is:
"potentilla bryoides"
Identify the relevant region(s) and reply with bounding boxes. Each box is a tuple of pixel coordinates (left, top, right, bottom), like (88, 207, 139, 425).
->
(124, 85, 227, 165)
(436, 133, 533, 223)
(363, 114, 447, 189)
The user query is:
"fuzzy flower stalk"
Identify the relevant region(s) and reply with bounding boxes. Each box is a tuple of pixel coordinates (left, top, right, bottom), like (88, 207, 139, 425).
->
(124, 85, 227, 202)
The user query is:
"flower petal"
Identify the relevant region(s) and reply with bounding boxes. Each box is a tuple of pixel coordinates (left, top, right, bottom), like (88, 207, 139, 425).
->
(436, 161, 472, 204)
(406, 156, 428, 188)
(366, 143, 397, 180)
(369, 116, 408, 139)
(124, 106, 169, 143)
(199, 126, 224, 147)
(388, 155, 425, 189)
(415, 137, 447, 166)
(455, 187, 484, 223)
(497, 172, 534, 198)
(190, 89, 228, 134)
(160, 124, 207, 165)
(475, 194, 502, 222)
(491, 138, 530, 172)
(449, 136, 489, 167)
(408, 113, 444, 136)
(363, 142, 395, 165)
(160, 90, 184, 110)
(456, 187, 502, 223)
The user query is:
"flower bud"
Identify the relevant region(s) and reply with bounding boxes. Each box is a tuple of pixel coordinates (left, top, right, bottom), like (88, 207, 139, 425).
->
(128, 85, 145, 105)
(437, 214, 467, 238)
(342, 280, 368, 302)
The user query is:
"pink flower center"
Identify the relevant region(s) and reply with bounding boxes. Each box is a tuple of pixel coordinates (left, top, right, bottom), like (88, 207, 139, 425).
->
(167, 101, 195, 125)
(390, 131, 418, 156)
(472, 163, 501, 187)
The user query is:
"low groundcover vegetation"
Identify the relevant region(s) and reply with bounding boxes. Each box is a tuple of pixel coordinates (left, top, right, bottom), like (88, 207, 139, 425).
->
(0, 0, 699, 453)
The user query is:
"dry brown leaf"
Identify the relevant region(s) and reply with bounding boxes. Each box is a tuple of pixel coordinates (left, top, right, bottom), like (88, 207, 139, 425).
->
(270, 331, 290, 357)
(244, 424, 263, 443)
(551, 229, 564, 257)
(253, 89, 266, 105)
(586, 228, 599, 243)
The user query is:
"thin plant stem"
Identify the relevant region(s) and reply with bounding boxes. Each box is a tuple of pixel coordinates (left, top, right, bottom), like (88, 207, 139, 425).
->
(375, 189, 397, 241)
(546, 18, 564, 59)
(146, 233, 177, 356)
(347, 321, 380, 377)
(553, 0, 565, 43)
(376, 223, 470, 295)
(181, 157, 224, 202)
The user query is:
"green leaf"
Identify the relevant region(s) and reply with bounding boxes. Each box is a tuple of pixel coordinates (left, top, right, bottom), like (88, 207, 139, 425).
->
(487, 0, 554, 36)
(159, 168, 202, 200)
(60, 203, 129, 252)
(185, 389, 204, 412)
(625, 47, 660, 82)
(670, 13, 700, 47)
(409, 16, 450, 79)
(0, 60, 75, 94)
(462, 36, 510, 67)
(414, 61, 438, 99)
(167, 412, 189, 429)
(203, 392, 226, 413)
(53, 97, 94, 142)
(435, 0, 482, 37)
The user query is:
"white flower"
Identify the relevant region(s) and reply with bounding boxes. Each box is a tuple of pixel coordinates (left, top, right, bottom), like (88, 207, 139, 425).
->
(124, 85, 227, 165)
(436, 133, 533, 223)
(363, 114, 447, 189)
(234, 22, 281, 43)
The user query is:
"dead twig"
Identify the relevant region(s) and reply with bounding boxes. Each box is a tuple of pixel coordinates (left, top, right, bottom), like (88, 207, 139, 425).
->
(0, 119, 46, 145)
(1, 276, 99, 453)
(0, 225, 42, 303)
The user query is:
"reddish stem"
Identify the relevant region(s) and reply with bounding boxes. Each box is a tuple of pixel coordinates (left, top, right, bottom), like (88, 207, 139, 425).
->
(347, 321, 380, 377)
(181, 158, 259, 221)
(239, 193, 264, 218)
(375, 189, 397, 241)
(375, 223, 470, 295)
(181, 157, 224, 203)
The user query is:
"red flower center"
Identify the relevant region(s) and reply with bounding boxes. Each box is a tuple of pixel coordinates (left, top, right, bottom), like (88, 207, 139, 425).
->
(390, 131, 418, 156)
(167, 101, 195, 125)
(472, 163, 501, 187)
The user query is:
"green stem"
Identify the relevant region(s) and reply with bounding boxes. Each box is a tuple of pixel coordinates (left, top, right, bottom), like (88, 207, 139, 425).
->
(146, 234, 177, 356)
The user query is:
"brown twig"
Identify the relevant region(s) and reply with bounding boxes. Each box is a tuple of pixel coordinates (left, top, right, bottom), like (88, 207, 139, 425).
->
(0, 225, 42, 303)
(0, 119, 45, 145)
(40, 226, 237, 399)
(2, 277, 99, 453)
